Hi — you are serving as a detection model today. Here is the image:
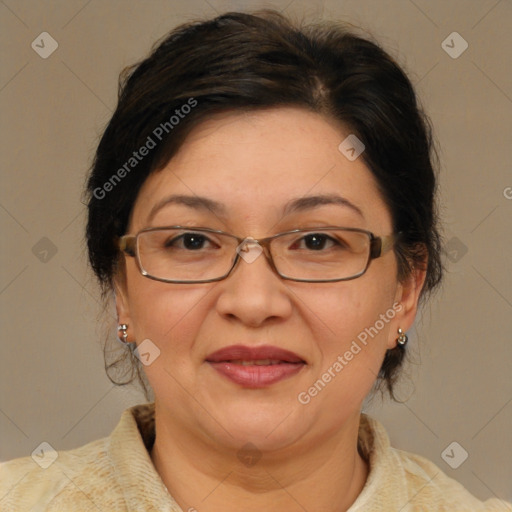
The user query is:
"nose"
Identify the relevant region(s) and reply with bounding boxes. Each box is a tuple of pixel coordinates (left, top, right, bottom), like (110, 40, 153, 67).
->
(215, 240, 293, 327)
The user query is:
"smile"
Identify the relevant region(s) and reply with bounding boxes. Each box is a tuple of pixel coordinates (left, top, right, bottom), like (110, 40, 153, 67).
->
(206, 345, 306, 388)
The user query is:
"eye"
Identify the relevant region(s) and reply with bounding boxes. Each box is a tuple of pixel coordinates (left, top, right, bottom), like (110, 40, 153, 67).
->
(291, 233, 342, 251)
(164, 232, 217, 251)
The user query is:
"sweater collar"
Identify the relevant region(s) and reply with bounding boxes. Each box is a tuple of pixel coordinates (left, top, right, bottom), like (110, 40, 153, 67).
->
(107, 402, 180, 511)
(108, 402, 406, 511)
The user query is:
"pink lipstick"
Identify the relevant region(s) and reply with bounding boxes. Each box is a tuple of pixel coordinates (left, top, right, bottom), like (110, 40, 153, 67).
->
(206, 345, 305, 388)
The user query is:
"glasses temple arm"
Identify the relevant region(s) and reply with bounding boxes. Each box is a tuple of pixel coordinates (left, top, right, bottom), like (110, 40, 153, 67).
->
(118, 235, 136, 257)
(371, 232, 401, 259)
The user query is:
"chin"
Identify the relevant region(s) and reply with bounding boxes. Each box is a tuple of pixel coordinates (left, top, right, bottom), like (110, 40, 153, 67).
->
(205, 398, 309, 450)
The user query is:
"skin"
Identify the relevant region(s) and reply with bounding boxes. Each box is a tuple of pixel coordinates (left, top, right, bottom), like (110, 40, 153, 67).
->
(115, 107, 426, 511)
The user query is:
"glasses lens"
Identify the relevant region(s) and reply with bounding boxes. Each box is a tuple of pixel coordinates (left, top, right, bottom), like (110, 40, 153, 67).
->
(137, 228, 236, 282)
(135, 228, 371, 282)
(271, 229, 371, 281)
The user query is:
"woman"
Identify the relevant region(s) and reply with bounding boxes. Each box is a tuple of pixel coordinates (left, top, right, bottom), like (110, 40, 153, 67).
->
(1, 9, 510, 512)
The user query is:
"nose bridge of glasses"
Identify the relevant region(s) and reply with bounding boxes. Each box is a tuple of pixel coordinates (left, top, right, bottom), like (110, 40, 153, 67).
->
(235, 236, 269, 265)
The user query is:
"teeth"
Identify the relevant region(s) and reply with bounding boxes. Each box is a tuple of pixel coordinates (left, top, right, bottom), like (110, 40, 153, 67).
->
(230, 359, 282, 366)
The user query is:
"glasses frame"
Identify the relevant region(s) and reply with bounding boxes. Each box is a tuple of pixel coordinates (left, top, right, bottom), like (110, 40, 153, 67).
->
(118, 226, 400, 284)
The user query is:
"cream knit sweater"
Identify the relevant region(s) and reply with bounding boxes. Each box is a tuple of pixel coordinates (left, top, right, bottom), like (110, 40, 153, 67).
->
(1, 403, 510, 511)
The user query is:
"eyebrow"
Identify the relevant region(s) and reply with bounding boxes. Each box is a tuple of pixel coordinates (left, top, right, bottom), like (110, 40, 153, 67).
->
(148, 194, 228, 222)
(147, 192, 364, 223)
(282, 194, 364, 218)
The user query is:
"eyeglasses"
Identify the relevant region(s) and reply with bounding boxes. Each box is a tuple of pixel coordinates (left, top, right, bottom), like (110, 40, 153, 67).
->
(118, 226, 399, 284)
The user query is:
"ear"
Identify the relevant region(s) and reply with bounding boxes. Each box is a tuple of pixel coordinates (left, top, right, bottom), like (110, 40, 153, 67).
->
(387, 262, 427, 349)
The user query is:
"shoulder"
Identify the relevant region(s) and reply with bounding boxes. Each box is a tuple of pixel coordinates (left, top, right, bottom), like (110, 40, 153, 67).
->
(392, 445, 510, 511)
(0, 403, 170, 512)
(0, 436, 124, 511)
(354, 414, 511, 512)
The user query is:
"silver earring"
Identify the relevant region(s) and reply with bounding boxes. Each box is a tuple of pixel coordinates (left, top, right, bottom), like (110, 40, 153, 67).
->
(118, 324, 129, 343)
(397, 328, 408, 346)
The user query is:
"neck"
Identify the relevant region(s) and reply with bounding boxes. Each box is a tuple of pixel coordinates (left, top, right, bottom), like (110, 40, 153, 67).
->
(150, 407, 369, 512)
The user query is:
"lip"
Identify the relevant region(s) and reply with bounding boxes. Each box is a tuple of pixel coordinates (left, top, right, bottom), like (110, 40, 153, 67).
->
(206, 345, 306, 388)
(206, 345, 305, 363)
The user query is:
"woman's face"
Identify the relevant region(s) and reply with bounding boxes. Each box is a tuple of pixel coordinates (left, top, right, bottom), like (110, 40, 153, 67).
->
(116, 107, 423, 452)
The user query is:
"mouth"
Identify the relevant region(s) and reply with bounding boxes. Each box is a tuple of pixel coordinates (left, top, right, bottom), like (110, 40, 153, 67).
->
(206, 345, 306, 388)
(227, 359, 289, 366)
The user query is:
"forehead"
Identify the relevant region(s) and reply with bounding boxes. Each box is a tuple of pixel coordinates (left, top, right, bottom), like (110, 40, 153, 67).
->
(129, 107, 392, 233)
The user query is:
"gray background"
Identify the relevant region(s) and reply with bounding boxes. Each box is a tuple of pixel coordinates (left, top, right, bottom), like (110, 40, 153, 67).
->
(1, 0, 511, 504)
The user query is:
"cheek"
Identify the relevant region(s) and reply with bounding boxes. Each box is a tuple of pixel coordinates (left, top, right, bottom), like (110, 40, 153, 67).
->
(296, 276, 398, 400)
(126, 267, 211, 355)
(305, 276, 396, 347)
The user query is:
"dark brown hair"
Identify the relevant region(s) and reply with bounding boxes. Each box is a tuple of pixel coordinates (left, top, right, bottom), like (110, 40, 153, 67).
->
(86, 10, 443, 399)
